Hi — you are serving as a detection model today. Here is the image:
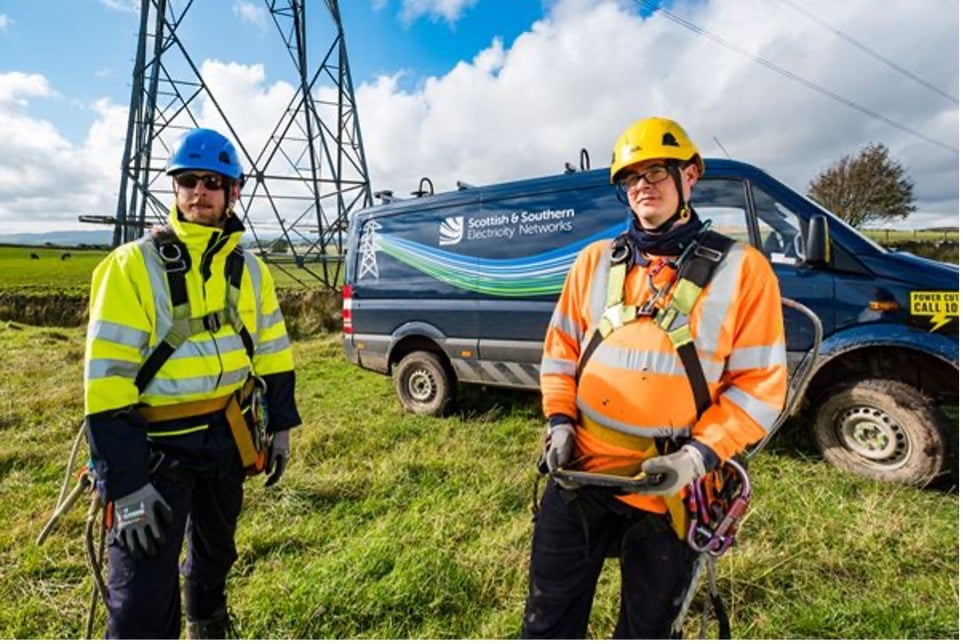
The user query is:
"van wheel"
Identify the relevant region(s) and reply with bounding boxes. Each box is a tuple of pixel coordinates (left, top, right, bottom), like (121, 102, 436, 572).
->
(394, 351, 453, 416)
(811, 378, 947, 487)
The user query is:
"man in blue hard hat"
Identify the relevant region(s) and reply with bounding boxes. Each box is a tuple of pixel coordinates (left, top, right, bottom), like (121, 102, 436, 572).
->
(84, 127, 302, 638)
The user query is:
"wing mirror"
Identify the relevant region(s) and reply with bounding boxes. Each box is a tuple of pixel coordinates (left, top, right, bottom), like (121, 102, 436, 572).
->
(805, 215, 831, 265)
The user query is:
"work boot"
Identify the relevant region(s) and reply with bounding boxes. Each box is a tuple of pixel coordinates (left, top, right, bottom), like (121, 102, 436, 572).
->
(186, 607, 237, 639)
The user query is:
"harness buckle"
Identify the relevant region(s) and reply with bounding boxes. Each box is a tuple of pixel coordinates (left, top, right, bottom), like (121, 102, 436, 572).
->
(203, 312, 222, 333)
(602, 304, 624, 330)
(611, 236, 632, 265)
(158, 242, 189, 273)
(693, 244, 723, 262)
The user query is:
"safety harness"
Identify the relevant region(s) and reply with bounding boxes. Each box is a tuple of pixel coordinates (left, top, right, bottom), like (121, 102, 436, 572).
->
(135, 226, 268, 474)
(36, 227, 267, 638)
(570, 226, 735, 537)
(547, 225, 744, 638)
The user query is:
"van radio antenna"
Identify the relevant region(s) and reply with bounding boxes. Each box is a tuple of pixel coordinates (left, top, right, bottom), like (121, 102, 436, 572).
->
(713, 137, 733, 159)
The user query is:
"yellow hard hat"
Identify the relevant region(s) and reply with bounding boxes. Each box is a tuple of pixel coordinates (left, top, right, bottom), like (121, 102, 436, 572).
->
(610, 116, 704, 183)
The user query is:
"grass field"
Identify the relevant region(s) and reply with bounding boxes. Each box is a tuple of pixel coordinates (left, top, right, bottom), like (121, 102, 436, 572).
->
(864, 229, 959, 244)
(1, 227, 957, 299)
(0, 245, 338, 295)
(0, 323, 957, 639)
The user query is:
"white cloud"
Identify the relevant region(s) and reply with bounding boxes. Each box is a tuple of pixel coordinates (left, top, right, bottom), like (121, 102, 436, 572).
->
(0, 0, 957, 233)
(354, 0, 958, 227)
(0, 15, 11, 32)
(0, 72, 56, 108)
(99, 0, 138, 13)
(399, 0, 479, 25)
(233, 1, 268, 28)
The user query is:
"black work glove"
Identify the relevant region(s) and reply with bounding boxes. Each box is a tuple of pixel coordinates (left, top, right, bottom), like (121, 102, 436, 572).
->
(265, 430, 290, 487)
(112, 483, 172, 559)
(640, 444, 707, 496)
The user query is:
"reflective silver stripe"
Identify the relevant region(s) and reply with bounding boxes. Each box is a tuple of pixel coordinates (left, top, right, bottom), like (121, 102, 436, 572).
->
(138, 239, 174, 336)
(728, 341, 787, 371)
(257, 335, 291, 356)
(540, 356, 576, 377)
(589, 338, 725, 383)
(88, 320, 149, 349)
(722, 385, 781, 433)
(164, 335, 248, 359)
(577, 395, 691, 439)
(261, 308, 284, 330)
(691, 245, 744, 361)
(145, 365, 250, 397)
(588, 249, 612, 325)
(243, 251, 262, 343)
(592, 343, 684, 377)
(86, 358, 140, 380)
(549, 309, 582, 346)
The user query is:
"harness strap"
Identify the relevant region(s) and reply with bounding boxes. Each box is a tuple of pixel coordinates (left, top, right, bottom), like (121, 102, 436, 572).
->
(654, 231, 735, 416)
(569, 232, 734, 541)
(575, 235, 633, 381)
(138, 377, 263, 470)
(134, 229, 252, 394)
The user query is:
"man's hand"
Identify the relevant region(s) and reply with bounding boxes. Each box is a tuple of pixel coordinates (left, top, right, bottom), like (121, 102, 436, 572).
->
(640, 444, 707, 496)
(542, 423, 575, 473)
(265, 430, 290, 487)
(113, 483, 172, 559)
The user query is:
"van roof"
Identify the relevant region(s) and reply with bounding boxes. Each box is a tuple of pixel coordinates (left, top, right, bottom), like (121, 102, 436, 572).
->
(357, 157, 764, 218)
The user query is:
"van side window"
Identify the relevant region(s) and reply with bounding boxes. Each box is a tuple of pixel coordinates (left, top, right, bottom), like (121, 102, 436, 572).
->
(751, 184, 805, 265)
(691, 178, 751, 243)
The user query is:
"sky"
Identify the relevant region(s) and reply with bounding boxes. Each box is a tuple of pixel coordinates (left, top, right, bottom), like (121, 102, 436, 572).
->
(0, 0, 958, 236)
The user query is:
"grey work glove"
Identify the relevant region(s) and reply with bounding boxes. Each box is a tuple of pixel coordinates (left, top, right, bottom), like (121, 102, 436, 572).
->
(640, 444, 707, 496)
(264, 430, 290, 487)
(542, 423, 575, 473)
(112, 482, 172, 559)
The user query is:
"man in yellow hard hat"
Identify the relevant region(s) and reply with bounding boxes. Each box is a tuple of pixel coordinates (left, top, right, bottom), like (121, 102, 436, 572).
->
(522, 116, 787, 638)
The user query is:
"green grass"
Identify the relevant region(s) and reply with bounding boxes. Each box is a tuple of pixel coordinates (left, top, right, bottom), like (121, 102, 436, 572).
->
(0, 323, 957, 638)
(0, 245, 331, 295)
(864, 229, 959, 244)
(0, 246, 107, 295)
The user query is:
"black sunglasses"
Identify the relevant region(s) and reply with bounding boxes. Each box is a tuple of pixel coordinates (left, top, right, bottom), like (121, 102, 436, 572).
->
(174, 173, 228, 190)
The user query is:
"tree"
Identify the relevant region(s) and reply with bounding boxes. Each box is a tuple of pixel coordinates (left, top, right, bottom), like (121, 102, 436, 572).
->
(807, 142, 917, 228)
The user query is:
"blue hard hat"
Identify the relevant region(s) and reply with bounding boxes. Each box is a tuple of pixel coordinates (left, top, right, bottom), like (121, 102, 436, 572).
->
(166, 128, 244, 180)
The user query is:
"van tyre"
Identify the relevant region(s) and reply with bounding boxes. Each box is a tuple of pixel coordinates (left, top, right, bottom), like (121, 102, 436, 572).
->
(394, 351, 454, 416)
(811, 378, 948, 487)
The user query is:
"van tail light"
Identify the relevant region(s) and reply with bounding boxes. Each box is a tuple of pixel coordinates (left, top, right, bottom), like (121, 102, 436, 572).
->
(342, 284, 353, 334)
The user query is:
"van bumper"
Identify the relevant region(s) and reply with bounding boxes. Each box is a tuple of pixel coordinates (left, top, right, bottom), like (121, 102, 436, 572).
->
(342, 334, 390, 374)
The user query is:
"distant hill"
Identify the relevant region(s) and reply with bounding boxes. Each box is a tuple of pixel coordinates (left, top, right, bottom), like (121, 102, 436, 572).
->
(0, 229, 112, 247)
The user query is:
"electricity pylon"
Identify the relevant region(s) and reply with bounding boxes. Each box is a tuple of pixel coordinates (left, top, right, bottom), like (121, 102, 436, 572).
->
(112, 0, 371, 289)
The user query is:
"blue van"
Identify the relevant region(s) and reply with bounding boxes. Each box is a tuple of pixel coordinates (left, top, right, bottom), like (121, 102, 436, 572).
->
(341, 158, 959, 486)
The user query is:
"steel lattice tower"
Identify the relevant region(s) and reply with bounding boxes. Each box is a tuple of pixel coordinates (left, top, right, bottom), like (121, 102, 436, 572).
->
(112, 0, 371, 289)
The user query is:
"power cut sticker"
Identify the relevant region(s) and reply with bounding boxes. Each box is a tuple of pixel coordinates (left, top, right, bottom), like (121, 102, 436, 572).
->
(909, 291, 959, 332)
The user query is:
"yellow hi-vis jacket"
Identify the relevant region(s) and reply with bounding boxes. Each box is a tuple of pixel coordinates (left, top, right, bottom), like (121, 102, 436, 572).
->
(540, 238, 788, 516)
(84, 207, 300, 499)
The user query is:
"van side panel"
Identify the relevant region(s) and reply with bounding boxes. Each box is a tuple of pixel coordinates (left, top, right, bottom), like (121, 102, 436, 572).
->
(471, 178, 626, 368)
(348, 197, 481, 371)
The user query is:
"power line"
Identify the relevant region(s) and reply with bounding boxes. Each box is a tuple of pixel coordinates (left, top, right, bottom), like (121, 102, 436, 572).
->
(778, 0, 958, 105)
(633, 0, 958, 155)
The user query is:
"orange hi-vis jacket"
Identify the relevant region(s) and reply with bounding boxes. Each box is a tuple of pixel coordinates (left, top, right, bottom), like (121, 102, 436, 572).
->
(540, 238, 788, 515)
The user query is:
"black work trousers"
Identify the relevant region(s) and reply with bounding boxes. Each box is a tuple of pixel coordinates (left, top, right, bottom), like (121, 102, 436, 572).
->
(521, 480, 696, 639)
(104, 424, 245, 639)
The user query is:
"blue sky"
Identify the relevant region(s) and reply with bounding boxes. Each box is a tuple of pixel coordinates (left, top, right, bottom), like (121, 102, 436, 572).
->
(0, 0, 958, 234)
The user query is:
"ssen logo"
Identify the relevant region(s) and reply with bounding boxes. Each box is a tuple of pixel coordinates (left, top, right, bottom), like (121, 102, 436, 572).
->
(439, 216, 464, 245)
